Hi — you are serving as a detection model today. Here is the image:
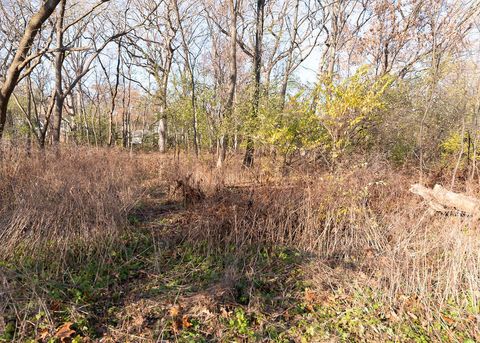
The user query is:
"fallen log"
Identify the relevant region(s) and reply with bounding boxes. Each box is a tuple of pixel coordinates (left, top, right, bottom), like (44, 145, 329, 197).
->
(410, 184, 480, 215)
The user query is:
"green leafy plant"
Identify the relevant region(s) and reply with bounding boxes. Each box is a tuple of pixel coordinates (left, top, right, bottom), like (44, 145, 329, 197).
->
(228, 308, 255, 338)
(315, 66, 392, 162)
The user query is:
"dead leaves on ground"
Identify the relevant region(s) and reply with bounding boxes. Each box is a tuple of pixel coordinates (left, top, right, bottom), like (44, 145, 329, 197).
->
(55, 322, 76, 341)
(169, 304, 193, 333)
(38, 322, 77, 342)
(304, 288, 316, 312)
(169, 304, 182, 318)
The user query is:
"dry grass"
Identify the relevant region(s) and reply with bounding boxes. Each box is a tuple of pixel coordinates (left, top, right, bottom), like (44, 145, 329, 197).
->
(0, 146, 152, 340)
(164, 154, 480, 308)
(0, 146, 145, 264)
(1, 148, 480, 340)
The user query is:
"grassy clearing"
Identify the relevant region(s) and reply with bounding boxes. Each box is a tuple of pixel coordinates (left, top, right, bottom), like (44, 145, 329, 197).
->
(1, 149, 480, 342)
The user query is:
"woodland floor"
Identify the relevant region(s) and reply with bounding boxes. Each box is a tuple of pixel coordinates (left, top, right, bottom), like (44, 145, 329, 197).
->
(1, 165, 480, 343)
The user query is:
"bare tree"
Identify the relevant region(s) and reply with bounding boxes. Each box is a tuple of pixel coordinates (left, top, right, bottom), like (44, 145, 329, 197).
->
(126, 0, 178, 153)
(0, 0, 61, 140)
(51, 0, 128, 144)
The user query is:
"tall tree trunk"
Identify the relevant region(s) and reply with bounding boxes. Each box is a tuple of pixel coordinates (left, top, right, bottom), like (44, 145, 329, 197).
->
(381, 41, 389, 76)
(122, 75, 128, 148)
(279, 0, 300, 109)
(0, 93, 7, 138)
(158, 115, 167, 152)
(157, 37, 174, 153)
(326, 0, 339, 82)
(157, 72, 171, 154)
(188, 62, 199, 157)
(53, 96, 64, 143)
(173, 0, 198, 156)
(108, 40, 122, 146)
(26, 80, 32, 154)
(217, 0, 238, 168)
(157, 77, 169, 153)
(0, 0, 62, 139)
(243, 0, 265, 167)
(52, 0, 66, 144)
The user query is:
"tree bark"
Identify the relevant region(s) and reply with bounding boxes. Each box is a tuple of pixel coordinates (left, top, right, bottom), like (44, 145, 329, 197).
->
(157, 115, 167, 152)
